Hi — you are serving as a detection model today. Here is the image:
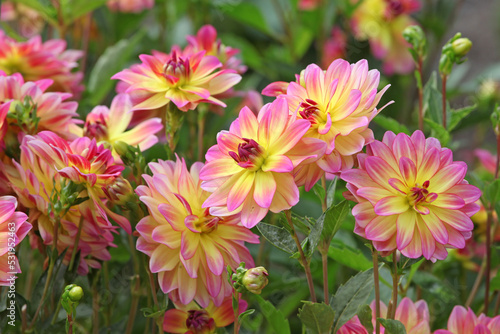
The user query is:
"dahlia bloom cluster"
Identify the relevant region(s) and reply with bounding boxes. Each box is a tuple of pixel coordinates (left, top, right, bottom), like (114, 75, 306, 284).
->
(0, 31, 83, 96)
(83, 93, 163, 161)
(341, 130, 481, 261)
(113, 40, 241, 112)
(263, 59, 390, 190)
(338, 297, 430, 333)
(351, 0, 421, 75)
(435, 306, 500, 334)
(4, 132, 130, 274)
(163, 296, 247, 333)
(0, 196, 31, 285)
(0, 71, 81, 142)
(200, 98, 326, 227)
(136, 157, 259, 306)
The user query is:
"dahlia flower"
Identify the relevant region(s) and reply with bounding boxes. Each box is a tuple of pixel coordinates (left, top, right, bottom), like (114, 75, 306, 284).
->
(341, 130, 481, 261)
(0, 31, 83, 96)
(338, 297, 430, 334)
(107, 0, 154, 13)
(4, 135, 118, 275)
(184, 25, 246, 74)
(475, 148, 496, 175)
(0, 196, 31, 286)
(200, 99, 326, 228)
(434, 306, 500, 334)
(263, 59, 390, 190)
(1, 2, 44, 37)
(112, 49, 241, 112)
(163, 297, 247, 333)
(84, 93, 163, 161)
(351, 0, 421, 75)
(136, 157, 259, 307)
(20, 131, 131, 234)
(0, 72, 81, 140)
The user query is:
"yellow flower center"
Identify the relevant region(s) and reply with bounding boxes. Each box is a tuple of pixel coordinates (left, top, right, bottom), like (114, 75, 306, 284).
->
(406, 180, 437, 214)
(0, 53, 24, 75)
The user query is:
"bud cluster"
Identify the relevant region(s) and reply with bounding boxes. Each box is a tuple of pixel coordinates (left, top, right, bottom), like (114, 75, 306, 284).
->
(231, 262, 269, 295)
(439, 32, 472, 76)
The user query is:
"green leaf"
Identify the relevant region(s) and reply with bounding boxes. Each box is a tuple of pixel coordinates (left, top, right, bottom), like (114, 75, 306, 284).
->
(238, 309, 255, 323)
(303, 215, 324, 258)
(486, 178, 500, 204)
(218, 2, 272, 37)
(330, 267, 375, 332)
(448, 104, 476, 131)
(218, 34, 264, 72)
(423, 118, 450, 146)
(63, 0, 107, 24)
(490, 270, 500, 291)
(298, 302, 335, 334)
(254, 295, 291, 334)
(320, 200, 350, 245)
(357, 305, 373, 333)
(313, 183, 326, 207)
(87, 31, 146, 105)
(330, 268, 373, 333)
(326, 177, 338, 208)
(257, 223, 297, 254)
(292, 26, 314, 59)
(328, 239, 372, 271)
(378, 319, 407, 334)
(373, 115, 410, 135)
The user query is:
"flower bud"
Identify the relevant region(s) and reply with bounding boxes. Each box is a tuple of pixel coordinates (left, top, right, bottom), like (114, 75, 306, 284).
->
(451, 38, 472, 58)
(68, 285, 84, 302)
(103, 177, 134, 206)
(241, 266, 269, 295)
(402, 25, 427, 60)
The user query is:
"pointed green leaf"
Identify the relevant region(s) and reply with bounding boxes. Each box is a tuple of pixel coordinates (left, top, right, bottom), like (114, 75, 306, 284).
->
(328, 239, 372, 271)
(448, 104, 476, 131)
(298, 302, 335, 334)
(357, 304, 374, 333)
(423, 118, 450, 146)
(320, 200, 350, 245)
(257, 223, 297, 254)
(331, 268, 375, 332)
(254, 295, 291, 334)
(379, 319, 407, 334)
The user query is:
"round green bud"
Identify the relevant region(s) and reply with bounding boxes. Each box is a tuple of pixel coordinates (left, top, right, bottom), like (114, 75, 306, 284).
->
(241, 267, 269, 295)
(68, 286, 84, 302)
(451, 38, 472, 57)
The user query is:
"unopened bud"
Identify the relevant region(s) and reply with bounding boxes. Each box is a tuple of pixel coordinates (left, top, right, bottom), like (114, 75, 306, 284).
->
(451, 38, 472, 58)
(103, 177, 134, 206)
(68, 285, 84, 302)
(241, 267, 269, 295)
(402, 25, 427, 61)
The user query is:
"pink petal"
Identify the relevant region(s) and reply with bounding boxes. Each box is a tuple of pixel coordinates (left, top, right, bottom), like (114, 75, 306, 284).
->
(253, 171, 276, 208)
(200, 237, 224, 275)
(261, 155, 293, 173)
(374, 196, 410, 216)
(227, 171, 255, 212)
(396, 210, 416, 249)
(429, 163, 466, 193)
(365, 215, 397, 241)
(431, 193, 465, 210)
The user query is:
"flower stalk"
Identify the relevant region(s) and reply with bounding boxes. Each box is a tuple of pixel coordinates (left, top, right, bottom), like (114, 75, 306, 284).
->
(285, 210, 317, 303)
(372, 248, 381, 334)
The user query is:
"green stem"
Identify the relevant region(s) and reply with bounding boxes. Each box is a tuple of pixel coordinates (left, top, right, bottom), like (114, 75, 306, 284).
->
(388, 252, 398, 319)
(68, 215, 84, 272)
(320, 243, 329, 305)
(92, 271, 101, 334)
(233, 290, 240, 334)
(197, 109, 207, 161)
(441, 74, 448, 129)
(285, 210, 317, 303)
(372, 248, 381, 334)
(125, 233, 141, 334)
(417, 59, 424, 131)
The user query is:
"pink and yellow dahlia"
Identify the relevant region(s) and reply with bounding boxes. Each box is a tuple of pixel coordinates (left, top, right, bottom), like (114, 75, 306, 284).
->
(351, 0, 421, 75)
(4, 135, 118, 275)
(184, 25, 246, 74)
(434, 306, 500, 334)
(0, 72, 81, 141)
(200, 99, 326, 228)
(107, 0, 154, 13)
(0, 31, 83, 96)
(19, 131, 131, 234)
(84, 93, 163, 161)
(341, 130, 481, 261)
(263, 59, 390, 190)
(163, 296, 247, 333)
(338, 297, 430, 334)
(321, 27, 347, 69)
(112, 48, 241, 112)
(0, 196, 31, 285)
(136, 157, 259, 306)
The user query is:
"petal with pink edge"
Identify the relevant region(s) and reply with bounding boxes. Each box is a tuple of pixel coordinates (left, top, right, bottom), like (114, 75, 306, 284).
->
(374, 196, 409, 216)
(253, 171, 276, 208)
